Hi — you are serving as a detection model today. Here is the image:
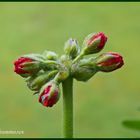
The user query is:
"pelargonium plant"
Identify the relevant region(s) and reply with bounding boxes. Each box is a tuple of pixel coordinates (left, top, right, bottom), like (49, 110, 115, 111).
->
(14, 32, 124, 138)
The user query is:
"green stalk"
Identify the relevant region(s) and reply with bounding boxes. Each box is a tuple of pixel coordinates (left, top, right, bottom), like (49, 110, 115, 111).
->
(72, 51, 84, 64)
(62, 77, 73, 138)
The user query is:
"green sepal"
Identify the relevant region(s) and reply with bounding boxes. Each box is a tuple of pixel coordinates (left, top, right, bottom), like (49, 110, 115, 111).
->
(22, 53, 45, 62)
(21, 61, 41, 71)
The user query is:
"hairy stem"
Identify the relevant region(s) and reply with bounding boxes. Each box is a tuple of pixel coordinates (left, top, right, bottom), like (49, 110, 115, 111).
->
(62, 77, 73, 138)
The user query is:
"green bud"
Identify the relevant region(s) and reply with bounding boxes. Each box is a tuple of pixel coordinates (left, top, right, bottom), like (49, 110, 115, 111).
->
(26, 70, 58, 91)
(64, 38, 80, 59)
(43, 51, 58, 60)
(71, 58, 98, 82)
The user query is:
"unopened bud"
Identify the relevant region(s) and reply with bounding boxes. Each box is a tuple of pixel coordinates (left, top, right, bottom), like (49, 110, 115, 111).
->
(14, 56, 42, 78)
(71, 58, 97, 82)
(39, 81, 60, 107)
(64, 38, 80, 59)
(82, 32, 107, 55)
(95, 52, 124, 72)
(26, 70, 58, 91)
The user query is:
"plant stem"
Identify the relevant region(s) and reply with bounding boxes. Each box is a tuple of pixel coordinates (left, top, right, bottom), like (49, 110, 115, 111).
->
(72, 52, 84, 64)
(62, 77, 73, 138)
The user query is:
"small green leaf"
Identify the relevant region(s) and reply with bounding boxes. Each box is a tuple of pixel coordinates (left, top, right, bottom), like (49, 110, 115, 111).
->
(122, 120, 140, 131)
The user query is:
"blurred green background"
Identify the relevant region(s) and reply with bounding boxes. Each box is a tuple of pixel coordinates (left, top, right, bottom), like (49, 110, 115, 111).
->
(0, 2, 140, 138)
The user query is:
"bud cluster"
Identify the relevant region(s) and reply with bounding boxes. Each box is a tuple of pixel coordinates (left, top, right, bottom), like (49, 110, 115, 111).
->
(13, 32, 124, 108)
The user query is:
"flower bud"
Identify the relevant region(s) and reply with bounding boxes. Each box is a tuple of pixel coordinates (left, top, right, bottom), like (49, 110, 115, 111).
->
(43, 51, 58, 60)
(39, 81, 60, 107)
(82, 32, 107, 55)
(64, 38, 80, 59)
(95, 52, 124, 72)
(26, 70, 58, 91)
(71, 58, 98, 82)
(14, 57, 41, 77)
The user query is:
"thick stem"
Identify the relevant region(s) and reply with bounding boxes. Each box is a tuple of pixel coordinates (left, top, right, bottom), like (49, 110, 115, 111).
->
(62, 77, 73, 138)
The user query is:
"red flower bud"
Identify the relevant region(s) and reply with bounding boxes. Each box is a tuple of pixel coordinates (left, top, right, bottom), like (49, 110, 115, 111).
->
(14, 57, 40, 77)
(96, 52, 124, 72)
(39, 82, 60, 107)
(82, 32, 107, 55)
